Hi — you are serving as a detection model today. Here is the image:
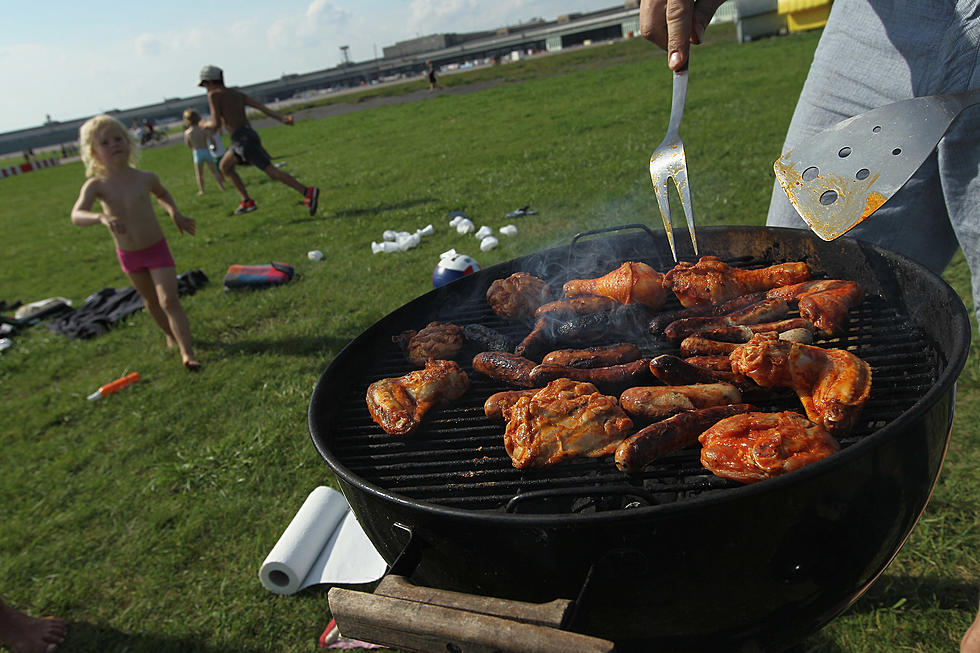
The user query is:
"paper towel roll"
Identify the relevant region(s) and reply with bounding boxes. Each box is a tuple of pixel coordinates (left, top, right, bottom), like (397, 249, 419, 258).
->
(259, 486, 355, 595)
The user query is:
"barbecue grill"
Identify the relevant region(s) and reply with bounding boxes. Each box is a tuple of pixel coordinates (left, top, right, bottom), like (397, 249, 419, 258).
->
(309, 225, 970, 651)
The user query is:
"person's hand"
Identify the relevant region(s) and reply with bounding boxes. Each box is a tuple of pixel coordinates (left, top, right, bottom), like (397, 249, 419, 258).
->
(639, 0, 729, 70)
(175, 213, 196, 236)
(100, 213, 126, 235)
(284, 115, 294, 126)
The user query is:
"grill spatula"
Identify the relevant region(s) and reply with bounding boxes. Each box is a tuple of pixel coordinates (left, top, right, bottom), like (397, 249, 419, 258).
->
(773, 88, 980, 241)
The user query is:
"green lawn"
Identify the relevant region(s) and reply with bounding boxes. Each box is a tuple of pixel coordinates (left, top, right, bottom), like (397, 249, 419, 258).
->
(1, 28, 977, 652)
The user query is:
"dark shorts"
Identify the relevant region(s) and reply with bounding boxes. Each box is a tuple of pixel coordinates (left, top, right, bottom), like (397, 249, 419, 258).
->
(229, 124, 272, 170)
(116, 238, 175, 275)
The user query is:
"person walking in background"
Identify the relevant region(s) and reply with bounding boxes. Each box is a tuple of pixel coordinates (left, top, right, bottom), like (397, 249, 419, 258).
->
(182, 108, 225, 195)
(426, 60, 438, 92)
(196, 65, 320, 216)
(71, 114, 200, 369)
(0, 597, 67, 652)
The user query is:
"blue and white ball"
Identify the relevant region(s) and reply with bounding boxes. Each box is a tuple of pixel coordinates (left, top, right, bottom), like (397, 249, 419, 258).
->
(432, 250, 480, 288)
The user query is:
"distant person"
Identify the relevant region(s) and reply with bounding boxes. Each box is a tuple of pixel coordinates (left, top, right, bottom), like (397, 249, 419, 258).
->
(71, 114, 200, 369)
(426, 60, 438, 91)
(0, 596, 67, 652)
(182, 108, 225, 195)
(196, 65, 320, 216)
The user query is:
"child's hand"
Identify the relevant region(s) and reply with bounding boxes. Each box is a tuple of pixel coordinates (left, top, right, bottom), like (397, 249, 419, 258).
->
(176, 214, 197, 236)
(100, 213, 127, 235)
(284, 115, 294, 126)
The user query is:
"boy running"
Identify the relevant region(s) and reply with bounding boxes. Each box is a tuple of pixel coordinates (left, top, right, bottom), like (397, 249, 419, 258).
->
(197, 65, 320, 216)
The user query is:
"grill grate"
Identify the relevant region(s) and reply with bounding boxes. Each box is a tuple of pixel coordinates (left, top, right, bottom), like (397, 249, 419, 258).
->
(321, 258, 943, 513)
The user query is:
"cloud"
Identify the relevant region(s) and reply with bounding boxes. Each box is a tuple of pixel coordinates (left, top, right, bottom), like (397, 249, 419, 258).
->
(266, 0, 350, 51)
(135, 34, 165, 57)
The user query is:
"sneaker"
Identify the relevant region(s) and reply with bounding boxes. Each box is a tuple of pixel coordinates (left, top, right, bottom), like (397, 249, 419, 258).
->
(234, 198, 257, 214)
(304, 186, 320, 216)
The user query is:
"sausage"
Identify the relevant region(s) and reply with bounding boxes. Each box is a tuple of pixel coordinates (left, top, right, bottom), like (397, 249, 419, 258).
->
(663, 298, 790, 342)
(463, 324, 516, 352)
(472, 351, 538, 387)
(541, 343, 642, 368)
(650, 355, 737, 385)
(516, 305, 650, 361)
(484, 389, 537, 420)
(648, 292, 767, 334)
(528, 358, 653, 391)
(683, 356, 733, 372)
(679, 336, 740, 357)
(615, 403, 756, 472)
(619, 383, 742, 421)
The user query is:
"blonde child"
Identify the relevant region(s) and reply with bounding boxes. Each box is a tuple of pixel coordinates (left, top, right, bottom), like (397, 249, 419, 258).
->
(182, 108, 225, 195)
(71, 114, 201, 369)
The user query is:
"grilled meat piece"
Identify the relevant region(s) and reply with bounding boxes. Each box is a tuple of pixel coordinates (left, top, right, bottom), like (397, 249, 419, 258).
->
(534, 295, 619, 319)
(486, 272, 553, 320)
(664, 256, 812, 307)
(563, 261, 667, 309)
(615, 403, 756, 472)
(517, 304, 651, 361)
(472, 351, 538, 387)
(484, 389, 538, 420)
(683, 355, 733, 372)
(697, 318, 814, 343)
(463, 324, 516, 352)
(529, 358, 653, 392)
(730, 333, 872, 435)
(663, 298, 790, 342)
(393, 321, 464, 366)
(619, 383, 742, 421)
(542, 343, 642, 368)
(503, 378, 633, 468)
(650, 354, 745, 387)
(680, 336, 740, 357)
(766, 280, 865, 337)
(366, 359, 471, 436)
(699, 411, 840, 484)
(649, 292, 767, 335)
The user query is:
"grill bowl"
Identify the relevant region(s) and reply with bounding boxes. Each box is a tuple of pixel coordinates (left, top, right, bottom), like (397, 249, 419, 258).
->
(309, 225, 970, 650)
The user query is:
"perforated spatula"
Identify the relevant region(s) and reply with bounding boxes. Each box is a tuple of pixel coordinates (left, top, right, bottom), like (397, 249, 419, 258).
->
(773, 88, 980, 241)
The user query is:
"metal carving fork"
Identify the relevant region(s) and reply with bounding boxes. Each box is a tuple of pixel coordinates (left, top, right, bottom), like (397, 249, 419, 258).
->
(649, 65, 698, 262)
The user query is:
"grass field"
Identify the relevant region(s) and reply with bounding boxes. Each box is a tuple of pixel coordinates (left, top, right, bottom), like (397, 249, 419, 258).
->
(2, 28, 978, 652)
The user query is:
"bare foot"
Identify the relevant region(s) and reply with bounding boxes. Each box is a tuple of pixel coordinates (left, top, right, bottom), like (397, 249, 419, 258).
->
(963, 605, 980, 652)
(183, 355, 202, 371)
(0, 602, 67, 653)
(165, 335, 177, 349)
(196, 190, 204, 196)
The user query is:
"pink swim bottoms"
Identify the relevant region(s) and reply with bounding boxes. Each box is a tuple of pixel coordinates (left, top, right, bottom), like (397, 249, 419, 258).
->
(116, 238, 176, 274)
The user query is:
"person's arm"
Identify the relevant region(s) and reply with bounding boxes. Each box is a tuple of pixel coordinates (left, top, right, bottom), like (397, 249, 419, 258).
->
(243, 94, 294, 125)
(70, 179, 108, 226)
(183, 129, 192, 148)
(639, 0, 729, 71)
(149, 173, 196, 236)
(199, 93, 222, 131)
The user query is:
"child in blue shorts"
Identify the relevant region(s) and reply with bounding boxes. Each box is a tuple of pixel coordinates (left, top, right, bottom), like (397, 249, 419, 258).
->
(182, 108, 225, 195)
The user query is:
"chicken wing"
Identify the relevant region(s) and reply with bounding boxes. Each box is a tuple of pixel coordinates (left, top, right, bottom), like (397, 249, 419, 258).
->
(503, 378, 633, 468)
(766, 280, 865, 336)
(366, 359, 471, 436)
(563, 261, 667, 309)
(619, 383, 742, 421)
(393, 321, 464, 366)
(486, 272, 553, 320)
(699, 411, 840, 484)
(664, 256, 812, 307)
(729, 334, 871, 435)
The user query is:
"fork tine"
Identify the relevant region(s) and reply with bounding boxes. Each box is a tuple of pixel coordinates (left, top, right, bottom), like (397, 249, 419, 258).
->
(652, 178, 678, 262)
(671, 166, 698, 256)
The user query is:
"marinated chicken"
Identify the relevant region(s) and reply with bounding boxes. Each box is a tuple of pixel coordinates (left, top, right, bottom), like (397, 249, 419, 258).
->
(486, 272, 553, 320)
(730, 334, 872, 435)
(699, 411, 840, 484)
(619, 383, 743, 421)
(366, 359, 471, 436)
(393, 321, 464, 366)
(664, 256, 812, 307)
(503, 378, 633, 468)
(766, 279, 865, 336)
(563, 261, 667, 310)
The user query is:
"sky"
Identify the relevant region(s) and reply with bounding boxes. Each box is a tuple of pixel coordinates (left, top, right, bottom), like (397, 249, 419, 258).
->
(0, 0, 622, 134)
